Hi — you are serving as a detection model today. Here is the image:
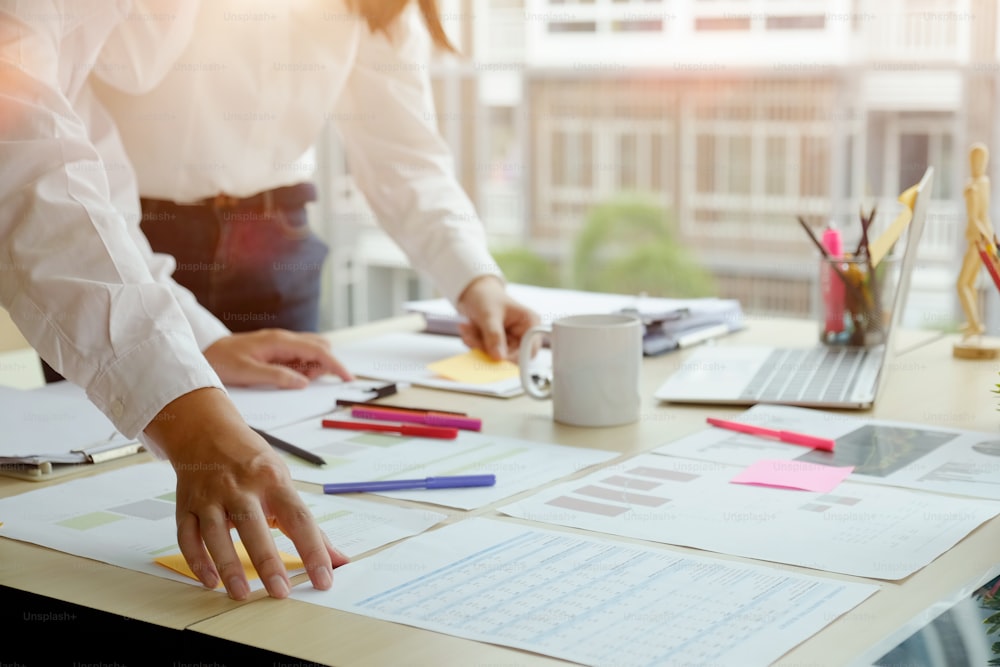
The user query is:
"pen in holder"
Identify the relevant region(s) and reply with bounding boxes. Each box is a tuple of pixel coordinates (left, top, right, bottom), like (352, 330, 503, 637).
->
(819, 255, 898, 347)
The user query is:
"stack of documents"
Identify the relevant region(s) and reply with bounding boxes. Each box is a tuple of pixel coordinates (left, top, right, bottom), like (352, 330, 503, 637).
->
(0, 383, 139, 479)
(405, 283, 744, 355)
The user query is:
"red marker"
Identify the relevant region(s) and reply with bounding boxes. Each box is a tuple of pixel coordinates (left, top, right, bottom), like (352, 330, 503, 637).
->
(706, 417, 835, 452)
(321, 419, 458, 440)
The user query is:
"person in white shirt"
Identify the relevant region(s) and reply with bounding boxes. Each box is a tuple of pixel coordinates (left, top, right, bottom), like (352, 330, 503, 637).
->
(91, 0, 539, 361)
(0, 1, 349, 601)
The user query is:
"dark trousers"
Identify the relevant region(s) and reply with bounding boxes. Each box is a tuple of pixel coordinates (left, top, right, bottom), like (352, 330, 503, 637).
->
(41, 183, 328, 383)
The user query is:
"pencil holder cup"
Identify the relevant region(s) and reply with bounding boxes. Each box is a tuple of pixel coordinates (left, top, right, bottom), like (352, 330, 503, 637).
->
(818, 255, 899, 347)
(518, 313, 642, 427)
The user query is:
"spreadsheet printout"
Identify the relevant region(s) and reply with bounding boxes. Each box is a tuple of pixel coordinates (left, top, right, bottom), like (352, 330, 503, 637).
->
(291, 518, 877, 667)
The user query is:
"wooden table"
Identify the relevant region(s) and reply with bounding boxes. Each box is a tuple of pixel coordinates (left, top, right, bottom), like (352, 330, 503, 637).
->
(2, 316, 998, 666)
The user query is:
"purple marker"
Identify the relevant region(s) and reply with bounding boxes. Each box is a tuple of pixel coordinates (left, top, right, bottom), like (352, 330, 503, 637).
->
(323, 475, 496, 494)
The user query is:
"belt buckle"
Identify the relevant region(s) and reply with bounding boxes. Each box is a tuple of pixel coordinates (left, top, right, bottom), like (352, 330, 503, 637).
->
(211, 193, 240, 209)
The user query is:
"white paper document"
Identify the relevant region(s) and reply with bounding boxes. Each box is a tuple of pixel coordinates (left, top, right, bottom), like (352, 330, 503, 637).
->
(226, 378, 393, 431)
(0, 379, 390, 475)
(272, 420, 617, 510)
(499, 453, 999, 579)
(0, 383, 135, 466)
(0, 462, 446, 591)
(656, 404, 1000, 501)
(291, 518, 878, 667)
(330, 331, 550, 397)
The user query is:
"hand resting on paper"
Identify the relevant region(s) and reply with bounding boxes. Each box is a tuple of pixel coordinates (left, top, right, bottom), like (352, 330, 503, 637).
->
(456, 275, 541, 362)
(144, 388, 350, 600)
(204, 329, 354, 388)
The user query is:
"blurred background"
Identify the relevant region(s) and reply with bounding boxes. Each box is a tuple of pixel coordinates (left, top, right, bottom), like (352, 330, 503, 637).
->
(314, 0, 1000, 336)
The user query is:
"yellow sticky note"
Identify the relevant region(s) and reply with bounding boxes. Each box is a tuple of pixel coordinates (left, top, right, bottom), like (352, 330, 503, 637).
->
(154, 541, 303, 585)
(427, 349, 519, 384)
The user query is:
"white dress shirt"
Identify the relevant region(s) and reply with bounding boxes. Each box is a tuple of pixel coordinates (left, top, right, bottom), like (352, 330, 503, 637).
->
(93, 0, 502, 305)
(0, 0, 225, 438)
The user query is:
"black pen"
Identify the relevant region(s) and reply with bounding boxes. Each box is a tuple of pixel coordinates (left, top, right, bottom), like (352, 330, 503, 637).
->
(334, 399, 467, 416)
(251, 426, 326, 466)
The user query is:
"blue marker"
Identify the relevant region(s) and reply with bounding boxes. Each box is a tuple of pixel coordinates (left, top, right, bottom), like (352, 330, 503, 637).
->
(323, 474, 496, 495)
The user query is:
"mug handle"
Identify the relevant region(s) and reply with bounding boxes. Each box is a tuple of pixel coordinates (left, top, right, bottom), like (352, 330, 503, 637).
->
(519, 324, 552, 400)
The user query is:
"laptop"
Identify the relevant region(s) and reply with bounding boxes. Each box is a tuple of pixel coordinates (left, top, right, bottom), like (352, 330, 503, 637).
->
(655, 167, 934, 409)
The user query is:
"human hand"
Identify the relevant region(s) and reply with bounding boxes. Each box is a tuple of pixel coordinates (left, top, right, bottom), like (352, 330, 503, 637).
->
(455, 275, 540, 362)
(144, 388, 350, 600)
(204, 329, 353, 388)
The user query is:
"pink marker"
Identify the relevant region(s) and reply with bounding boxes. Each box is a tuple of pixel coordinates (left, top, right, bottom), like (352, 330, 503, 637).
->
(822, 222, 844, 336)
(351, 406, 482, 432)
(706, 417, 836, 452)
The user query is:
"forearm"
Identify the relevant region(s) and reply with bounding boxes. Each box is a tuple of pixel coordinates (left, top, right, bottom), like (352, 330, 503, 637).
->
(0, 15, 222, 436)
(337, 7, 503, 304)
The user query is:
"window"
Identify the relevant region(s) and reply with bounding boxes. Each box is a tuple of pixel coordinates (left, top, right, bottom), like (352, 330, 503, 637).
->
(765, 15, 826, 30)
(766, 136, 787, 196)
(694, 17, 751, 31)
(548, 21, 598, 32)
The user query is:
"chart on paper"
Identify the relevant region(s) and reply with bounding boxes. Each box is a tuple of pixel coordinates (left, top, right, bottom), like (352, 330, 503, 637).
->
(272, 419, 617, 510)
(499, 453, 1000, 579)
(654, 404, 1000, 500)
(291, 518, 877, 667)
(0, 462, 446, 589)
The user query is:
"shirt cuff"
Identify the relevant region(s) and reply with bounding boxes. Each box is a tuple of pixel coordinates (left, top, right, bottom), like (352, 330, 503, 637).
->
(86, 330, 224, 440)
(186, 310, 231, 352)
(429, 245, 506, 306)
(171, 288, 232, 351)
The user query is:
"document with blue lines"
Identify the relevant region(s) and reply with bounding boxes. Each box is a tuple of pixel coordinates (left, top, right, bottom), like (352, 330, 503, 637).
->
(290, 518, 876, 667)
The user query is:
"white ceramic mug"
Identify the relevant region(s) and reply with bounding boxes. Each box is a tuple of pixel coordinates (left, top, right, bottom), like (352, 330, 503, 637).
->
(519, 313, 642, 427)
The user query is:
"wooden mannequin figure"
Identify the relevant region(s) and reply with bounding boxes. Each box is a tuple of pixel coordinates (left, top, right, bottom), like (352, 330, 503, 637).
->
(954, 142, 1000, 359)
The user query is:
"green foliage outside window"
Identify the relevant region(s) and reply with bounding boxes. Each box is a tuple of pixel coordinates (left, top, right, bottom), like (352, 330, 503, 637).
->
(572, 194, 715, 297)
(491, 246, 560, 287)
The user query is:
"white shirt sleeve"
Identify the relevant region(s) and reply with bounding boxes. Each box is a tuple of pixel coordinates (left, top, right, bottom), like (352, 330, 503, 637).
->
(0, 4, 223, 438)
(333, 8, 505, 305)
(79, 84, 232, 351)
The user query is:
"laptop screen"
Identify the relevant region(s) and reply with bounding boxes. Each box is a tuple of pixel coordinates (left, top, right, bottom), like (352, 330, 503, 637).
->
(654, 166, 936, 409)
(881, 166, 935, 357)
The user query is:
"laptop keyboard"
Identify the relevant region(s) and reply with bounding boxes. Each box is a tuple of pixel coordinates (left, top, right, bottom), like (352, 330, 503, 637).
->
(740, 347, 869, 403)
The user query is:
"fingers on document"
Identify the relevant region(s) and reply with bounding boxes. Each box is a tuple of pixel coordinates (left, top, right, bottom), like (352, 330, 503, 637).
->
(271, 333, 353, 382)
(247, 360, 312, 389)
(270, 488, 347, 591)
(177, 514, 220, 591)
(228, 502, 291, 600)
(458, 322, 484, 354)
(458, 321, 508, 361)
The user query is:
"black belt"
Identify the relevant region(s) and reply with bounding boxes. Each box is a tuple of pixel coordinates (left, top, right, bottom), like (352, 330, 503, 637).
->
(142, 182, 317, 212)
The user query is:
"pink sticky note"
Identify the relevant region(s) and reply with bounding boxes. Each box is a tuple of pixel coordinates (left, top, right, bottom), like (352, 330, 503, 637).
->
(731, 459, 854, 493)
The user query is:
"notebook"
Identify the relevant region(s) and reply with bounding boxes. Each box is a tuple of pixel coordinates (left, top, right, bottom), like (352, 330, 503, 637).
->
(654, 167, 933, 409)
